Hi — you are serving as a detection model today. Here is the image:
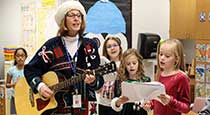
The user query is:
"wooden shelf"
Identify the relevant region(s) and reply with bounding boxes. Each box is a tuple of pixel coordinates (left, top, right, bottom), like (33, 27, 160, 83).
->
(0, 86, 5, 115)
(189, 75, 195, 103)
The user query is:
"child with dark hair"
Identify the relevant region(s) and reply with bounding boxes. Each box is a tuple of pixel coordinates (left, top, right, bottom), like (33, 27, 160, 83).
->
(6, 47, 27, 114)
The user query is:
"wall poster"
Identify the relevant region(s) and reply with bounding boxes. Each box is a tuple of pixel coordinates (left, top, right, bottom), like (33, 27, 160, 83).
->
(80, 0, 132, 54)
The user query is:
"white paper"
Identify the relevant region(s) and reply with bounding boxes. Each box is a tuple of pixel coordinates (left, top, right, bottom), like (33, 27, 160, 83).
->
(121, 81, 166, 105)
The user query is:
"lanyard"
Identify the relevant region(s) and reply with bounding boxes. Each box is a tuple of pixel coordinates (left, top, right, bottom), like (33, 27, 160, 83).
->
(62, 37, 80, 74)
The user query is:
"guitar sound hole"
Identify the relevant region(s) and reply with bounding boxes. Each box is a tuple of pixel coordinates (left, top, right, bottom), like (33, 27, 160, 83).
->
(36, 98, 50, 111)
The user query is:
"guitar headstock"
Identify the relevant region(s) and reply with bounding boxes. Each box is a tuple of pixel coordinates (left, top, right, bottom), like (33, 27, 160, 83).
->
(95, 61, 117, 76)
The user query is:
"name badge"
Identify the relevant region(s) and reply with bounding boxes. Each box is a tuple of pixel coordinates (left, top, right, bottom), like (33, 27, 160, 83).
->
(73, 94, 82, 108)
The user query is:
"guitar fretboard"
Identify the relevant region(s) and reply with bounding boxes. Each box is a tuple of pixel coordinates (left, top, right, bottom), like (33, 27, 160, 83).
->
(49, 73, 85, 92)
(49, 61, 116, 92)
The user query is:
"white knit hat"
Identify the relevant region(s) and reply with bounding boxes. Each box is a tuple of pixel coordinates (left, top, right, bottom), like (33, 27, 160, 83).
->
(55, 0, 86, 26)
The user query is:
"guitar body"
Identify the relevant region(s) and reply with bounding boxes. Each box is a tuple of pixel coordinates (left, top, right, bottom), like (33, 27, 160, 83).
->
(15, 71, 59, 115)
(15, 62, 116, 115)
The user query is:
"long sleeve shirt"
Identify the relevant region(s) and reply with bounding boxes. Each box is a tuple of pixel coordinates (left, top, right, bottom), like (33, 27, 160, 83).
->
(152, 71, 191, 115)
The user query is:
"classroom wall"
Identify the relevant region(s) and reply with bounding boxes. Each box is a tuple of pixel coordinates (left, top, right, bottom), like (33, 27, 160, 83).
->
(132, 0, 169, 48)
(132, 0, 169, 79)
(0, 0, 170, 48)
(0, 0, 170, 79)
(0, 0, 21, 79)
(0, 0, 21, 46)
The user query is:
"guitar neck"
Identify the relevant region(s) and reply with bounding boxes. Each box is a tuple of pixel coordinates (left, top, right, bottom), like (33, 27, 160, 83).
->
(48, 61, 116, 92)
(49, 73, 85, 92)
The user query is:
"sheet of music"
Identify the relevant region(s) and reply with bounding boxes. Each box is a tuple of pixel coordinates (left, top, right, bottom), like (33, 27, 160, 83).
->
(121, 81, 166, 105)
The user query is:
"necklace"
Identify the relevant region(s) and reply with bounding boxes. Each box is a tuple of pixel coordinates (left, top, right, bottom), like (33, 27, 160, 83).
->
(162, 69, 179, 76)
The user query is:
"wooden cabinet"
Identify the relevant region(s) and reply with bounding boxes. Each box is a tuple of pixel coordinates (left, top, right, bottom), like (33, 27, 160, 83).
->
(170, 0, 196, 39)
(170, 0, 210, 39)
(194, 0, 210, 39)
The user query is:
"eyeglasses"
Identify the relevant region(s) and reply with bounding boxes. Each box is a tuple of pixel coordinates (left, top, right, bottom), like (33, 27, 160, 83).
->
(106, 44, 119, 49)
(15, 54, 26, 58)
(66, 13, 82, 18)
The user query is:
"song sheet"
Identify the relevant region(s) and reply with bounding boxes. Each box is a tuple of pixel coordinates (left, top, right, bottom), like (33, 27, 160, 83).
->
(121, 81, 166, 105)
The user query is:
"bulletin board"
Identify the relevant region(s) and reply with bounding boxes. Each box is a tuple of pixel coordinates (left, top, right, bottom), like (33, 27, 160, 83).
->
(195, 40, 210, 97)
(80, 0, 132, 48)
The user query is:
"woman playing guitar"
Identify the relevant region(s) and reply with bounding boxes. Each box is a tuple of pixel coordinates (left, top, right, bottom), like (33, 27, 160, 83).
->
(23, 1, 104, 115)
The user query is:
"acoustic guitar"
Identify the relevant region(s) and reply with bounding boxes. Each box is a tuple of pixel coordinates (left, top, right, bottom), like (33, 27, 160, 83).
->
(15, 62, 116, 115)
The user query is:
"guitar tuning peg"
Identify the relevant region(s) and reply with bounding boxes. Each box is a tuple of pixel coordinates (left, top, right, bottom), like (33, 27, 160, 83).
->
(137, 106, 140, 111)
(133, 104, 136, 110)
